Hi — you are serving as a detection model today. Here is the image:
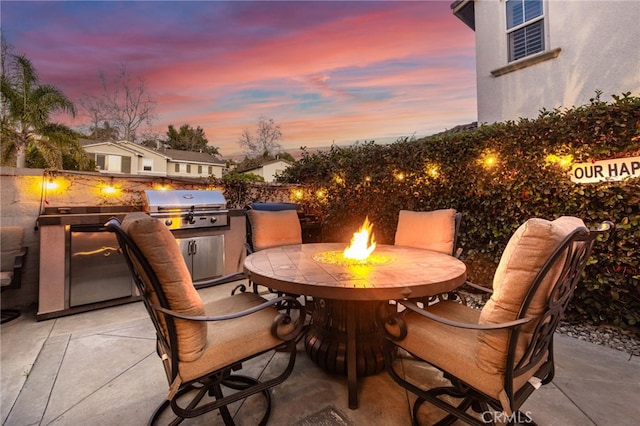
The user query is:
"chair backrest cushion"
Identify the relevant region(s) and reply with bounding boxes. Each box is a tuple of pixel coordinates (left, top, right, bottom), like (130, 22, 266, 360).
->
(477, 216, 586, 374)
(247, 209, 302, 251)
(1, 226, 24, 272)
(394, 209, 457, 255)
(121, 212, 207, 362)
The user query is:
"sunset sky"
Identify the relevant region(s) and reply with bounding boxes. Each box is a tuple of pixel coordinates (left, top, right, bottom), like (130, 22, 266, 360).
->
(2, 0, 477, 158)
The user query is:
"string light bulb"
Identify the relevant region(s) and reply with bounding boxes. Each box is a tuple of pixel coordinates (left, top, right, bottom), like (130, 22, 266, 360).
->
(545, 154, 574, 168)
(45, 178, 59, 191)
(292, 189, 304, 200)
(425, 163, 440, 178)
(479, 151, 499, 169)
(98, 178, 121, 196)
(101, 185, 119, 195)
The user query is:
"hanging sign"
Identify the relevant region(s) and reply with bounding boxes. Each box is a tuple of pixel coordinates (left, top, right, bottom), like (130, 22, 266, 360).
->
(570, 156, 640, 184)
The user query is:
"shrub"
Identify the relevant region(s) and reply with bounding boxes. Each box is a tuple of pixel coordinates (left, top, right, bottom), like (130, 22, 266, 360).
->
(277, 93, 640, 330)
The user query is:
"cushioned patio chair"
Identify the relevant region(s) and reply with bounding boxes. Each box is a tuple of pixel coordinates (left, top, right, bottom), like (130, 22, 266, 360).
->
(395, 209, 463, 304)
(244, 202, 302, 254)
(1, 226, 27, 324)
(244, 203, 303, 298)
(106, 212, 305, 425)
(380, 217, 612, 426)
(394, 209, 462, 257)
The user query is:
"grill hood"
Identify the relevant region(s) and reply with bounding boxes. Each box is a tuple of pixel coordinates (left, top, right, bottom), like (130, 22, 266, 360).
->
(145, 190, 227, 213)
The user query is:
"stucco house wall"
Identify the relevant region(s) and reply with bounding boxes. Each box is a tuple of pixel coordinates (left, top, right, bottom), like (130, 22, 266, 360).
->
(468, 0, 640, 124)
(166, 160, 223, 179)
(83, 141, 224, 178)
(241, 159, 292, 182)
(83, 141, 169, 175)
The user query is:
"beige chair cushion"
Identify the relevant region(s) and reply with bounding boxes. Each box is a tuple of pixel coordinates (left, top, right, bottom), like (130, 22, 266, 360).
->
(477, 216, 585, 374)
(1, 226, 24, 272)
(247, 209, 302, 251)
(178, 291, 284, 382)
(394, 209, 456, 255)
(396, 301, 538, 403)
(121, 212, 207, 362)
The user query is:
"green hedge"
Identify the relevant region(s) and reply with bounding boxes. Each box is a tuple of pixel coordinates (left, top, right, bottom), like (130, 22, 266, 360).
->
(277, 93, 640, 330)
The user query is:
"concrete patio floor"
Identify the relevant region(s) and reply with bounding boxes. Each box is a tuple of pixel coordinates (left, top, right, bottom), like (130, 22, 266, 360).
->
(2, 280, 639, 426)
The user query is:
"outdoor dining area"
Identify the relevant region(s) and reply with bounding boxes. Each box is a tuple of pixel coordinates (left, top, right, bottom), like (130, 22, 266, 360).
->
(3, 200, 638, 426)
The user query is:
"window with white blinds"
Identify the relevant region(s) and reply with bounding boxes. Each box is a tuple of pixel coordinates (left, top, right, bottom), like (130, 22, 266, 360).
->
(95, 154, 130, 173)
(506, 0, 545, 61)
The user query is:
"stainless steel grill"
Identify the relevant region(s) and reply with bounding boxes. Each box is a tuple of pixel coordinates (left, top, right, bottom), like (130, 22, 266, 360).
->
(145, 189, 229, 230)
(145, 189, 229, 281)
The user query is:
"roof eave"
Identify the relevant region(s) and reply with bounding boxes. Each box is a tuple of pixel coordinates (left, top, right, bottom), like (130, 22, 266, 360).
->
(451, 0, 475, 31)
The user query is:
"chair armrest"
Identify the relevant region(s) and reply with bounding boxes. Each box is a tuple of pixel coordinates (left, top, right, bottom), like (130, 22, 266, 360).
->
(383, 300, 532, 341)
(390, 299, 531, 331)
(193, 272, 246, 289)
(244, 242, 254, 255)
(462, 280, 493, 294)
(152, 295, 306, 341)
(13, 247, 28, 270)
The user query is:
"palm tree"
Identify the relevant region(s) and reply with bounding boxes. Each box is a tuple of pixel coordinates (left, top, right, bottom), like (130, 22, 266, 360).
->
(1, 54, 85, 169)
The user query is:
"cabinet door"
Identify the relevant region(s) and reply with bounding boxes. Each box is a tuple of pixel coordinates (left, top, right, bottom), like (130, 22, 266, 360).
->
(176, 238, 192, 269)
(69, 228, 133, 307)
(190, 235, 225, 281)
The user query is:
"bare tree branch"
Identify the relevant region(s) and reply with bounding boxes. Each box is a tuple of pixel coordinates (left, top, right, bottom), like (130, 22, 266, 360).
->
(79, 95, 110, 139)
(100, 64, 156, 141)
(238, 115, 283, 158)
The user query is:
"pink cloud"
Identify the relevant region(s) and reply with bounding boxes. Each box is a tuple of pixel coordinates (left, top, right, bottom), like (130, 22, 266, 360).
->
(6, 1, 476, 157)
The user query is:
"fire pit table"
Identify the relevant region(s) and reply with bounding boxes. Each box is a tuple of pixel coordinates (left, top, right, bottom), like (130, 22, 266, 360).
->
(243, 242, 467, 409)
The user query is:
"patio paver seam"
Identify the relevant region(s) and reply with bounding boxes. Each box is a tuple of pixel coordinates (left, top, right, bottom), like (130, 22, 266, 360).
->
(40, 349, 157, 425)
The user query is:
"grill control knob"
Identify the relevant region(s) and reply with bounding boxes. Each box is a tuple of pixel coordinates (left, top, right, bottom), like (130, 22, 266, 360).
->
(210, 217, 217, 224)
(165, 219, 173, 227)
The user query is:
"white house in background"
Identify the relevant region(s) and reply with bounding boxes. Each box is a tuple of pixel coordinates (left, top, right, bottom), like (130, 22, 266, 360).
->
(165, 149, 225, 179)
(81, 140, 225, 178)
(451, 0, 640, 125)
(240, 159, 292, 182)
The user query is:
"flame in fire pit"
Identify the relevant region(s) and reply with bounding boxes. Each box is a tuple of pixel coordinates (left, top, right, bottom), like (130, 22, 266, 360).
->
(344, 216, 376, 261)
(313, 216, 390, 267)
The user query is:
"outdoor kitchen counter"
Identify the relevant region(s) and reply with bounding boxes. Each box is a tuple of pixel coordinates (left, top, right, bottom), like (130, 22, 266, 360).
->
(244, 243, 467, 409)
(37, 205, 141, 226)
(37, 208, 248, 320)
